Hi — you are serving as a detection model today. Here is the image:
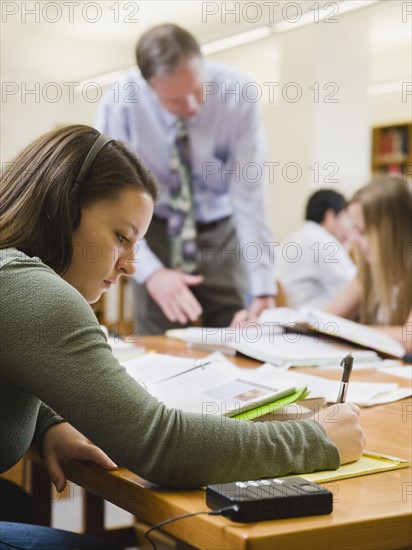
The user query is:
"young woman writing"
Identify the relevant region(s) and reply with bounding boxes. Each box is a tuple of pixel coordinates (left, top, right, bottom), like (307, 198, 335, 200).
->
(0, 125, 365, 546)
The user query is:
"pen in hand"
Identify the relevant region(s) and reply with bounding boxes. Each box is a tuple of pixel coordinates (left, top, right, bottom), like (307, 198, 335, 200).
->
(336, 353, 354, 403)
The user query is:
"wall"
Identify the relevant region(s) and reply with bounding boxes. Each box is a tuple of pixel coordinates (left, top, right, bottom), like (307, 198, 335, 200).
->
(198, 3, 411, 240)
(1, 1, 410, 242)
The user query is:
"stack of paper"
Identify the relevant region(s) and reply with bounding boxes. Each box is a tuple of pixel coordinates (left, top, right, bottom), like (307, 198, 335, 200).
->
(166, 327, 246, 355)
(253, 364, 411, 407)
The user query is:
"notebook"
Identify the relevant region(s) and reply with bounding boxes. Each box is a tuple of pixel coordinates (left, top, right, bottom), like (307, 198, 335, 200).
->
(289, 451, 409, 483)
(122, 352, 304, 418)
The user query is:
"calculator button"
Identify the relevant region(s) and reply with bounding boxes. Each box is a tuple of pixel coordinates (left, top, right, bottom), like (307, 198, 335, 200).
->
(301, 483, 320, 492)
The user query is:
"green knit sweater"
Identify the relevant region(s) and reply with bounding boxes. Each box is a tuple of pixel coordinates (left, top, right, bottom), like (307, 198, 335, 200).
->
(0, 248, 340, 487)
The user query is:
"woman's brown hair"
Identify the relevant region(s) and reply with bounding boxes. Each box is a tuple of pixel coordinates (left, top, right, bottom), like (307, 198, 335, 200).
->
(0, 124, 159, 274)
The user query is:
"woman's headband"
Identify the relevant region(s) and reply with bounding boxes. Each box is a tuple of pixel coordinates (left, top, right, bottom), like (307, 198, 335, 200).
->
(69, 133, 113, 228)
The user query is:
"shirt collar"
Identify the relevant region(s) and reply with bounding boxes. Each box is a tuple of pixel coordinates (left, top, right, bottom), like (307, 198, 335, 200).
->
(160, 108, 200, 131)
(144, 80, 200, 129)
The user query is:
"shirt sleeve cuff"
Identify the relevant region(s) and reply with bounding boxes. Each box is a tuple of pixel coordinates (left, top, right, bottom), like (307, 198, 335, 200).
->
(249, 271, 278, 297)
(33, 403, 65, 458)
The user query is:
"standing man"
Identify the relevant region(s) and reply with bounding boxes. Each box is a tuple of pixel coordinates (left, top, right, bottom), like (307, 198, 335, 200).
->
(95, 24, 276, 334)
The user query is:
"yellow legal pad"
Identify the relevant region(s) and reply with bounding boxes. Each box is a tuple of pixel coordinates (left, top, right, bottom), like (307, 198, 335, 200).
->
(289, 451, 409, 483)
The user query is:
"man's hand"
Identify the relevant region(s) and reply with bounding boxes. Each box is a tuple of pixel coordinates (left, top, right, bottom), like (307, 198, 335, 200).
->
(146, 268, 203, 325)
(229, 296, 276, 327)
(316, 403, 366, 464)
(42, 423, 117, 492)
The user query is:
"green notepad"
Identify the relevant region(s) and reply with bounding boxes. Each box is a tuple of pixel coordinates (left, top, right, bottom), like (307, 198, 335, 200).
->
(230, 387, 310, 421)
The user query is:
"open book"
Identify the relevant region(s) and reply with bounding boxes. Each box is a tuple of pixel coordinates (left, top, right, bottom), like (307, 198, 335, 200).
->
(259, 307, 407, 359)
(166, 327, 379, 368)
(231, 333, 378, 368)
(167, 308, 406, 364)
(122, 352, 305, 418)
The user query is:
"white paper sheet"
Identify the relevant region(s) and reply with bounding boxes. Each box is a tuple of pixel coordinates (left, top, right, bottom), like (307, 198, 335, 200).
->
(254, 364, 406, 406)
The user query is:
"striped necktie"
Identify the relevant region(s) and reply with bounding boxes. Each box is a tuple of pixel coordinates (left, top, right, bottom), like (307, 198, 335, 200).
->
(168, 120, 198, 273)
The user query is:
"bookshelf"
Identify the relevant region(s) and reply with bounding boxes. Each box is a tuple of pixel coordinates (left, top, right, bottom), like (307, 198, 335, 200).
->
(371, 122, 412, 177)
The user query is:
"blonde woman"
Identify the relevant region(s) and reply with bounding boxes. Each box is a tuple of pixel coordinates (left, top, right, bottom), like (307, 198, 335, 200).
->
(326, 175, 412, 354)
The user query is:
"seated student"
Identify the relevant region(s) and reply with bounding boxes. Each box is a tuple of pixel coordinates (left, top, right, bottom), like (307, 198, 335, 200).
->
(276, 189, 357, 309)
(0, 126, 365, 547)
(326, 175, 412, 354)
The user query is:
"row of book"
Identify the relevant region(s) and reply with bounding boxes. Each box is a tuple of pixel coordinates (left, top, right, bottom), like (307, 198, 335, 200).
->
(374, 127, 409, 164)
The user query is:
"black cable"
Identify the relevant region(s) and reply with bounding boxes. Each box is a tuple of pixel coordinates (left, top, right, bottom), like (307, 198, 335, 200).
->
(144, 505, 240, 550)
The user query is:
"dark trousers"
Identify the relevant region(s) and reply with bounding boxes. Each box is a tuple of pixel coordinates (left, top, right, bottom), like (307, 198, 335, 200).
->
(135, 216, 247, 335)
(0, 479, 122, 549)
(0, 522, 123, 549)
(0, 479, 32, 524)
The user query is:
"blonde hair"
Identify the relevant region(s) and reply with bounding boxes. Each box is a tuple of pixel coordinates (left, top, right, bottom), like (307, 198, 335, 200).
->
(351, 175, 411, 325)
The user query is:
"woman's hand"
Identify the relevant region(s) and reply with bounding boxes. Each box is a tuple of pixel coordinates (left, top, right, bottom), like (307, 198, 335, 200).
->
(42, 422, 117, 492)
(317, 402, 366, 464)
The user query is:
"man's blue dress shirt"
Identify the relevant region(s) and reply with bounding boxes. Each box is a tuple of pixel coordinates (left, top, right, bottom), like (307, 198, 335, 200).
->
(95, 60, 276, 296)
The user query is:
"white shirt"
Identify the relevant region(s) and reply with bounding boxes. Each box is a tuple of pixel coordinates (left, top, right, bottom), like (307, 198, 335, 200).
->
(276, 221, 357, 309)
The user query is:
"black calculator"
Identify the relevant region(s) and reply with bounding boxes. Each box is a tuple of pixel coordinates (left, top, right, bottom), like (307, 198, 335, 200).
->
(206, 476, 333, 522)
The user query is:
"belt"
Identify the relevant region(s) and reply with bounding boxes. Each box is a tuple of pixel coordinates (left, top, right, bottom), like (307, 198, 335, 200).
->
(153, 215, 231, 233)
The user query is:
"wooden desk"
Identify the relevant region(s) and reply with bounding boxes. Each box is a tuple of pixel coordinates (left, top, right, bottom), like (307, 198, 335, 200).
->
(28, 336, 412, 549)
